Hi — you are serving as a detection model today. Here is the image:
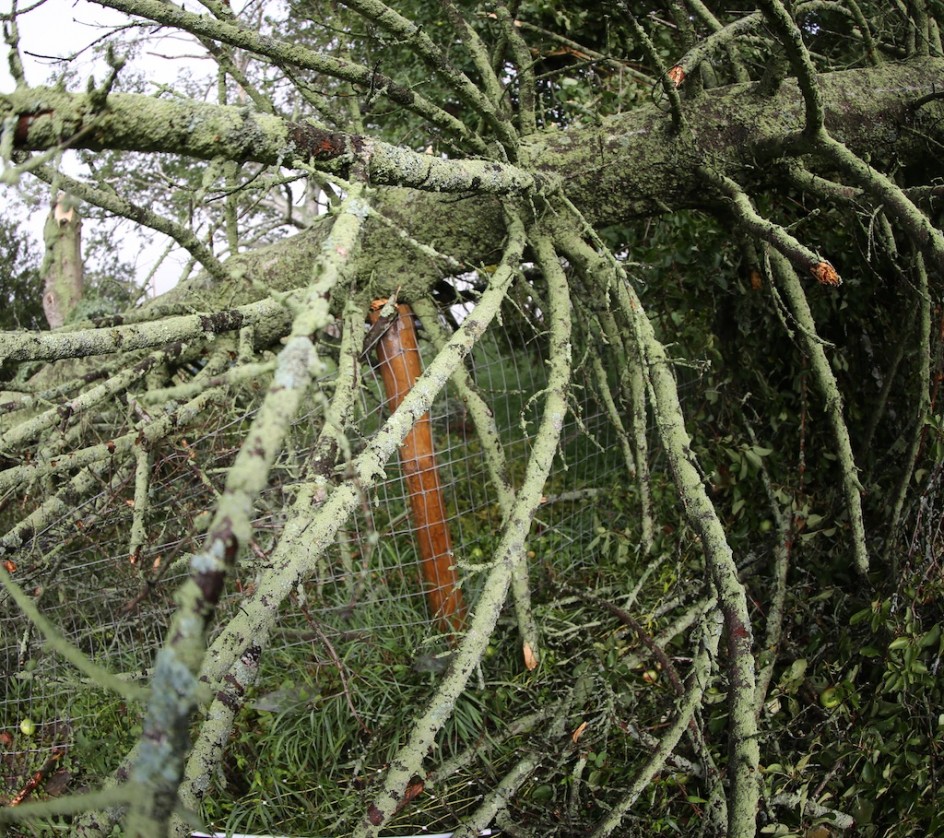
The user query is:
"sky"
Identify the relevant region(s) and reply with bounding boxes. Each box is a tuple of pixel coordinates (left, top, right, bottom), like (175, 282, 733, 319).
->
(0, 0, 217, 297)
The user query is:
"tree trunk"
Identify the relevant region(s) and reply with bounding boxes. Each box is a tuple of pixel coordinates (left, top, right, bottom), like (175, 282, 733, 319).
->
(41, 192, 83, 329)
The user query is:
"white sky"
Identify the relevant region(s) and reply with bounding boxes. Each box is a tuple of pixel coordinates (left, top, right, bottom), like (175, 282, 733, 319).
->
(0, 0, 219, 297)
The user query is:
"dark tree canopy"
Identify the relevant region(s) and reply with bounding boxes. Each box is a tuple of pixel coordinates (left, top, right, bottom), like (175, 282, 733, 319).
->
(0, 2, 942, 837)
(0, 208, 43, 330)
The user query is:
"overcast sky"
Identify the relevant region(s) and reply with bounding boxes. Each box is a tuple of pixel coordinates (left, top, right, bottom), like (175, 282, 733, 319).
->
(0, 0, 216, 296)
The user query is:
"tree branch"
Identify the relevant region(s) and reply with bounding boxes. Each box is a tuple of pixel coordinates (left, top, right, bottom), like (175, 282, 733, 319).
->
(91, 0, 486, 152)
(3, 87, 547, 195)
(354, 218, 568, 837)
(766, 247, 869, 578)
(555, 208, 761, 835)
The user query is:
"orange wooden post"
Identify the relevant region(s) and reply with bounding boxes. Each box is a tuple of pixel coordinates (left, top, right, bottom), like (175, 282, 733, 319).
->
(369, 300, 467, 633)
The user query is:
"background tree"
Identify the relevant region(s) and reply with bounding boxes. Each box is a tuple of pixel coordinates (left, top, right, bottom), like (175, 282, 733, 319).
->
(0, 204, 44, 330)
(0, 1, 942, 837)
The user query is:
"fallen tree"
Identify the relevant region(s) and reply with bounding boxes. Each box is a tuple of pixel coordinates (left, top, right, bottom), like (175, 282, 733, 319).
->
(0, 2, 941, 836)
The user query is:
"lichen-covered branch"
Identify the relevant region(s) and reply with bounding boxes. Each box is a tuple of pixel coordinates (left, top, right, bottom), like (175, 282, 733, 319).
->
(670, 8, 758, 84)
(0, 379, 223, 493)
(123, 184, 369, 836)
(493, 3, 537, 137)
(438, 0, 508, 111)
(744, 419, 793, 716)
(4, 86, 546, 196)
(590, 354, 640, 484)
(128, 443, 151, 568)
(592, 306, 654, 554)
(354, 222, 571, 837)
(91, 0, 485, 151)
(756, 0, 826, 136)
(336, 0, 515, 148)
(452, 753, 541, 838)
(0, 562, 148, 703)
(173, 296, 367, 829)
(701, 166, 840, 285)
(767, 248, 869, 578)
(412, 296, 540, 666)
(621, 6, 688, 133)
(590, 607, 723, 837)
(0, 295, 293, 363)
(555, 212, 760, 835)
(885, 249, 932, 563)
(0, 344, 182, 453)
(139, 358, 274, 406)
(814, 131, 944, 277)
(171, 643, 261, 834)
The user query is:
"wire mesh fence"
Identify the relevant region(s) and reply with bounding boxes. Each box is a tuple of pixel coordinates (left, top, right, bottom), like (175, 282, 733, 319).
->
(0, 291, 636, 832)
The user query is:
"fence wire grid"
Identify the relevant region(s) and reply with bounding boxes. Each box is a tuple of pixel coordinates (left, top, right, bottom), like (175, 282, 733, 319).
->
(0, 289, 674, 832)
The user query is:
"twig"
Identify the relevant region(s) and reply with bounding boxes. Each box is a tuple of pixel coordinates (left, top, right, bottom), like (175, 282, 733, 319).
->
(573, 589, 684, 695)
(8, 748, 66, 807)
(589, 608, 723, 837)
(766, 248, 869, 578)
(300, 602, 371, 733)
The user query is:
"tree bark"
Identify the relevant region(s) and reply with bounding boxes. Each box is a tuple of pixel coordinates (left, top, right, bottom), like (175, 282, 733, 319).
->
(41, 192, 83, 328)
(6, 58, 944, 310)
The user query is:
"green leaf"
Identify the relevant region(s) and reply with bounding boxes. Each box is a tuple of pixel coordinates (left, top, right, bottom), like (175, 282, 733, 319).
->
(919, 624, 941, 648)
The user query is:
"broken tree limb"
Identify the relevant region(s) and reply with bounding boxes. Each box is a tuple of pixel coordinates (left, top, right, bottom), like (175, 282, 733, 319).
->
(369, 298, 467, 633)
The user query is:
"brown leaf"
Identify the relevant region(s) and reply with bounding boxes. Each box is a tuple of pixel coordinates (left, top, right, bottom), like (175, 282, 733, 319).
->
(403, 778, 424, 804)
(44, 769, 72, 797)
(367, 803, 384, 826)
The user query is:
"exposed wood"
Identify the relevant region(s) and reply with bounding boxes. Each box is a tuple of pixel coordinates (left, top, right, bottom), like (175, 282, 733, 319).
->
(41, 192, 83, 328)
(369, 299, 466, 633)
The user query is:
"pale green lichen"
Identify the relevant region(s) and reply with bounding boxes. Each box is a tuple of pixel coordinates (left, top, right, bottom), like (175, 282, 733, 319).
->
(188, 549, 223, 576)
(273, 337, 314, 389)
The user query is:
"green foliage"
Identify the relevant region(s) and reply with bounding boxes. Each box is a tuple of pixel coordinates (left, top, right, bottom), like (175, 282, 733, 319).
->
(0, 208, 44, 331)
(0, 2, 942, 836)
(748, 463, 944, 837)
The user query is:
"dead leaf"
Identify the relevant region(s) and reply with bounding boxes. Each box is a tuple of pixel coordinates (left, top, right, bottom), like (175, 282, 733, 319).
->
(44, 769, 72, 797)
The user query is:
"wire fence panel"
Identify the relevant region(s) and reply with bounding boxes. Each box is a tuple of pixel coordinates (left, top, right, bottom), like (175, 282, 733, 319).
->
(0, 293, 636, 834)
